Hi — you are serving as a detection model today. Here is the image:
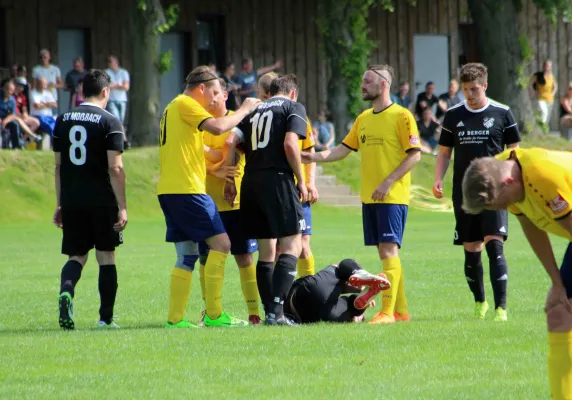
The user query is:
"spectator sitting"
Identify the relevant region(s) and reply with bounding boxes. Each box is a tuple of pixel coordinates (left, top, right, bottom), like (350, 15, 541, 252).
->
(313, 109, 335, 151)
(415, 81, 438, 120)
(436, 79, 463, 121)
(30, 77, 57, 135)
(0, 79, 23, 149)
(32, 49, 63, 114)
(13, 77, 40, 134)
(64, 57, 86, 111)
(417, 107, 440, 155)
(391, 81, 412, 110)
(71, 79, 85, 108)
(560, 82, 572, 129)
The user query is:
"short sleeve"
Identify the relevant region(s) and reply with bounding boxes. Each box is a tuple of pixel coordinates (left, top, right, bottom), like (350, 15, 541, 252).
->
(342, 114, 360, 151)
(503, 109, 521, 145)
(123, 69, 130, 82)
(31, 67, 40, 79)
(286, 103, 307, 138)
(52, 116, 63, 152)
(55, 66, 61, 78)
(397, 109, 421, 152)
(439, 111, 455, 147)
(507, 204, 523, 215)
(529, 162, 572, 220)
(178, 97, 212, 131)
(300, 117, 315, 149)
(105, 116, 125, 152)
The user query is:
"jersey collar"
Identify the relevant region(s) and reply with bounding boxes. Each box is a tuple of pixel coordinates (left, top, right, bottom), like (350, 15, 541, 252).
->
(80, 102, 103, 110)
(463, 99, 490, 113)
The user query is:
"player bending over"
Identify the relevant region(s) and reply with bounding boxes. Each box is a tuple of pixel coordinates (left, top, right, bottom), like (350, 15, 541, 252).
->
(284, 259, 390, 324)
(463, 148, 572, 399)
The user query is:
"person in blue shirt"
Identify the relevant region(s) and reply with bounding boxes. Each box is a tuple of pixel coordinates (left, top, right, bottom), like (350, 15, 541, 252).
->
(0, 79, 24, 149)
(313, 109, 335, 151)
(236, 57, 282, 102)
(390, 81, 412, 110)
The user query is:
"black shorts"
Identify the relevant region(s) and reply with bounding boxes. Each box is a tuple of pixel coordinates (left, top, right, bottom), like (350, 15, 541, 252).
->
(61, 206, 123, 256)
(453, 204, 508, 245)
(240, 170, 304, 239)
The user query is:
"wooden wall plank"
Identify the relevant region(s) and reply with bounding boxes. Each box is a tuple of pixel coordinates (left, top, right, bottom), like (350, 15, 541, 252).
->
(557, 17, 568, 95)
(241, 0, 253, 62)
(284, 0, 295, 79)
(4, 2, 13, 67)
(387, 5, 398, 75)
(305, 0, 318, 118)
(537, 13, 548, 67)
(438, 0, 448, 34)
(396, 0, 408, 86)
(417, 0, 428, 34)
(527, 1, 538, 72)
(316, 0, 327, 111)
(429, 0, 439, 33)
(294, 0, 307, 106)
(448, 0, 459, 77)
(274, 0, 285, 74)
(367, 10, 379, 64)
(251, 0, 263, 70)
(378, 7, 388, 65)
(260, 0, 273, 67)
(458, 0, 469, 24)
(407, 1, 417, 94)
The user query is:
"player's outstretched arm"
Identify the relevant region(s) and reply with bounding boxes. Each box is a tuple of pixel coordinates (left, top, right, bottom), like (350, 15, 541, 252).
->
(433, 145, 453, 199)
(285, 131, 308, 202)
(305, 147, 318, 204)
(222, 131, 243, 206)
(202, 98, 261, 135)
(302, 144, 351, 164)
(108, 150, 128, 232)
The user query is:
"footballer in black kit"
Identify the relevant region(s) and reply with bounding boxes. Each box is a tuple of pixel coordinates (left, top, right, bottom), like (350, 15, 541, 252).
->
(435, 62, 520, 319)
(53, 69, 128, 330)
(227, 74, 308, 326)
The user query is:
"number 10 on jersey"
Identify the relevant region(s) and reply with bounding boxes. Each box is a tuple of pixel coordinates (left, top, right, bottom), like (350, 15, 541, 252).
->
(250, 110, 273, 150)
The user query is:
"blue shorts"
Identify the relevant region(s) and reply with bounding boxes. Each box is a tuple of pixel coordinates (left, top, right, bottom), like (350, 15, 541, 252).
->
(561, 243, 572, 298)
(158, 194, 225, 243)
(301, 203, 312, 235)
(362, 203, 408, 247)
(199, 210, 258, 256)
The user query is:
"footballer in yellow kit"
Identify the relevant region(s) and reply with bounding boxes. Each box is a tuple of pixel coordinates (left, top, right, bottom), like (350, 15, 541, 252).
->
(462, 148, 572, 400)
(302, 65, 421, 325)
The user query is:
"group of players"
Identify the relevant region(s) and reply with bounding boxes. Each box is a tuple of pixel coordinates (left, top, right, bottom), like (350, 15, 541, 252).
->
(49, 61, 572, 398)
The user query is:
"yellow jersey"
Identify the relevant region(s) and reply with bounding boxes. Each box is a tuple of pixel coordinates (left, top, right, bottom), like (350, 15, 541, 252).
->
(496, 148, 572, 241)
(204, 110, 245, 212)
(532, 72, 555, 103)
(157, 95, 212, 195)
(299, 116, 315, 185)
(342, 104, 420, 205)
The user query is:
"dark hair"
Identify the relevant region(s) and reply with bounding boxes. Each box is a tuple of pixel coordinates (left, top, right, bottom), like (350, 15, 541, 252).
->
(82, 69, 111, 98)
(460, 63, 488, 85)
(269, 74, 298, 96)
(426, 81, 435, 87)
(16, 64, 26, 73)
(242, 57, 252, 66)
(185, 65, 218, 90)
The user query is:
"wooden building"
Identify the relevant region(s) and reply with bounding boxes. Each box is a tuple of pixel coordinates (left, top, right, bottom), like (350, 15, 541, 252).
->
(0, 0, 570, 121)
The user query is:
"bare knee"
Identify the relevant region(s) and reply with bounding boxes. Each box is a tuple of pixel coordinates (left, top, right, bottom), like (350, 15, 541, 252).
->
(279, 234, 302, 257)
(70, 254, 88, 267)
(258, 239, 277, 263)
(206, 233, 231, 254)
(95, 250, 115, 265)
(235, 253, 253, 268)
(300, 235, 311, 259)
(463, 241, 484, 253)
(377, 242, 398, 259)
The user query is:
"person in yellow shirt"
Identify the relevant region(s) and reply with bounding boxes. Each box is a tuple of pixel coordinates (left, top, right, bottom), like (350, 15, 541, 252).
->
(302, 64, 422, 324)
(257, 72, 319, 278)
(157, 65, 260, 328)
(530, 60, 558, 125)
(462, 147, 572, 400)
(198, 79, 261, 325)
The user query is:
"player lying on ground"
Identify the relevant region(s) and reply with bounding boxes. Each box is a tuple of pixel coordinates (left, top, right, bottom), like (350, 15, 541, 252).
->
(462, 147, 572, 400)
(53, 69, 128, 330)
(284, 259, 390, 324)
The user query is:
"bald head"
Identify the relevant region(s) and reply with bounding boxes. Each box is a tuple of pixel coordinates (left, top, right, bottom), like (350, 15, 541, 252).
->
(361, 65, 394, 101)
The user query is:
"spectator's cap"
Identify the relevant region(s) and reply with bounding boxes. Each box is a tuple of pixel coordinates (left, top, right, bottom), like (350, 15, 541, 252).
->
(14, 77, 27, 86)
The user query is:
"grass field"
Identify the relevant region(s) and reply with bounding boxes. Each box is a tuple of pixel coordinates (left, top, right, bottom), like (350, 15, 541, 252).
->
(1, 138, 571, 399)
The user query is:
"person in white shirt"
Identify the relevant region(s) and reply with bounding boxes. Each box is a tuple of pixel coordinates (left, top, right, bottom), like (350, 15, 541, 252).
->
(32, 49, 63, 113)
(105, 55, 129, 145)
(30, 78, 57, 134)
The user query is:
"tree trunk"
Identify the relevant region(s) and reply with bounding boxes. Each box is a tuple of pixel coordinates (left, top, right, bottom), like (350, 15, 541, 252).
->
(327, 70, 351, 143)
(127, 0, 163, 146)
(467, 0, 538, 134)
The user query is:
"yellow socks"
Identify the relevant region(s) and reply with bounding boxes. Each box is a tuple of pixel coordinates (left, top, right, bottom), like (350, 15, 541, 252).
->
(167, 267, 193, 324)
(381, 256, 402, 316)
(395, 267, 408, 315)
(548, 331, 572, 400)
(205, 250, 228, 320)
(296, 253, 315, 277)
(239, 264, 259, 316)
(199, 264, 206, 303)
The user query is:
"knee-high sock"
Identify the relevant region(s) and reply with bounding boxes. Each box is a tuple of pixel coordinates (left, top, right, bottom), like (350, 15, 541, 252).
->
(167, 267, 192, 324)
(297, 253, 315, 278)
(239, 264, 259, 316)
(60, 260, 83, 297)
(269, 254, 298, 318)
(394, 266, 408, 315)
(464, 250, 486, 303)
(205, 250, 227, 320)
(98, 264, 117, 324)
(548, 331, 572, 400)
(256, 261, 274, 315)
(486, 240, 508, 310)
(381, 256, 402, 316)
(199, 264, 206, 304)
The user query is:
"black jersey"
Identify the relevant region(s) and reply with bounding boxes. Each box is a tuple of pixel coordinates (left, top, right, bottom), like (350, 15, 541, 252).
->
(53, 103, 124, 208)
(234, 97, 307, 173)
(439, 100, 521, 202)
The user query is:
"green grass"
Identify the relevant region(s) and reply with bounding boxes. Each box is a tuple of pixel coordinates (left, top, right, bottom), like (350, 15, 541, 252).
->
(0, 208, 565, 398)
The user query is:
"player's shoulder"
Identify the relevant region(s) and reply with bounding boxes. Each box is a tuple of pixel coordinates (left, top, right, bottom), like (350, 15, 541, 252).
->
(488, 99, 511, 112)
(444, 101, 467, 115)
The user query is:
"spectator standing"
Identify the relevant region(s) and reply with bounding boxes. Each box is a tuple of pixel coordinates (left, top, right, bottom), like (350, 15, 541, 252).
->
(313, 109, 335, 151)
(417, 108, 440, 154)
(415, 81, 438, 120)
(391, 82, 412, 110)
(221, 62, 240, 111)
(32, 49, 63, 113)
(105, 55, 130, 127)
(64, 57, 86, 110)
(436, 79, 463, 121)
(236, 57, 282, 102)
(530, 60, 557, 126)
(30, 78, 57, 135)
(72, 79, 85, 108)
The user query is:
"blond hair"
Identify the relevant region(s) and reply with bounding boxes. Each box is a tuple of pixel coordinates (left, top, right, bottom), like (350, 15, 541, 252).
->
(462, 157, 506, 215)
(258, 72, 279, 96)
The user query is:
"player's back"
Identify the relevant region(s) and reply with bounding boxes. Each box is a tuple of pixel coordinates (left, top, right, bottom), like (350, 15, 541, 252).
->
(237, 97, 307, 173)
(54, 103, 124, 208)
